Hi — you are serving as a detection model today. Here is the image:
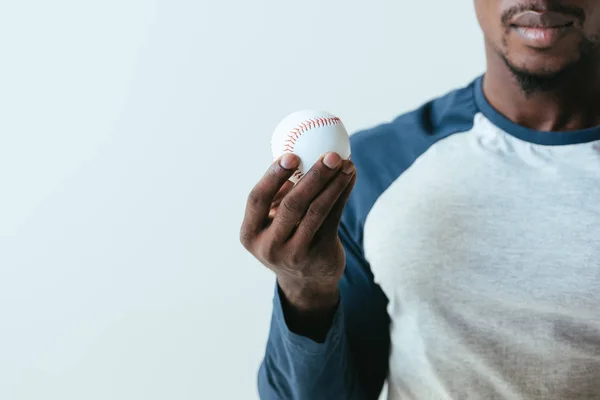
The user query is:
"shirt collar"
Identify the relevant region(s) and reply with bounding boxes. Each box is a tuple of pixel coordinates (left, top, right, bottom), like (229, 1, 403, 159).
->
(474, 76, 600, 146)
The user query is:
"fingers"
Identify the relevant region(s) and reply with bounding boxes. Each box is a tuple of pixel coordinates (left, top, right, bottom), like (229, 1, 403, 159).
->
(269, 153, 344, 242)
(240, 154, 299, 247)
(293, 160, 356, 244)
(268, 180, 295, 219)
(313, 166, 357, 242)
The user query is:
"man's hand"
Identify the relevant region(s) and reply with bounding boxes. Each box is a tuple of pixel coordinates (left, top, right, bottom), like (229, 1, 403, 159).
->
(240, 152, 356, 337)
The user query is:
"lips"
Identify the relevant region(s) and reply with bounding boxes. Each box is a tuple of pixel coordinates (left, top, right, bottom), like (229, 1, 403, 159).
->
(510, 10, 576, 28)
(509, 11, 577, 48)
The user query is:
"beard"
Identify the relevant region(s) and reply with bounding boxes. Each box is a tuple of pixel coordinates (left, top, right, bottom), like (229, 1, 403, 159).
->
(500, 36, 598, 96)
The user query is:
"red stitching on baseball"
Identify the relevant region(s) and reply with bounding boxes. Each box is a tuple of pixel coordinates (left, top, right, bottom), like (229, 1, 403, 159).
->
(282, 116, 342, 154)
(281, 116, 343, 181)
(293, 170, 305, 180)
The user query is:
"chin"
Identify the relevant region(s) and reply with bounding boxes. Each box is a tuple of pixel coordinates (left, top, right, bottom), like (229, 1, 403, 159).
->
(501, 32, 596, 79)
(506, 41, 583, 71)
(505, 55, 573, 77)
(502, 53, 579, 94)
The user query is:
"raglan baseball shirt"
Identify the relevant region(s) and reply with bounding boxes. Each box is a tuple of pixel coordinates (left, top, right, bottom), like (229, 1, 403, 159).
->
(258, 76, 600, 400)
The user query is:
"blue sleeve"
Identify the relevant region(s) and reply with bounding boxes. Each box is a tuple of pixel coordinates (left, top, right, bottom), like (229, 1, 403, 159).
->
(257, 223, 390, 400)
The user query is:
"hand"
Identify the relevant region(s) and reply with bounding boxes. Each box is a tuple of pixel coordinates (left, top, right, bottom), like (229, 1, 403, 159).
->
(240, 152, 357, 313)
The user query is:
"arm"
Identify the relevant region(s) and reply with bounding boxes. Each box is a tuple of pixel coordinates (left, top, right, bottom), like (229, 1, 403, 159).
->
(258, 223, 390, 400)
(240, 152, 389, 400)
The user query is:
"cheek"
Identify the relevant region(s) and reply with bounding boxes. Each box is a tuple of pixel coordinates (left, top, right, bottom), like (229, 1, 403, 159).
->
(474, 0, 505, 48)
(473, 0, 489, 33)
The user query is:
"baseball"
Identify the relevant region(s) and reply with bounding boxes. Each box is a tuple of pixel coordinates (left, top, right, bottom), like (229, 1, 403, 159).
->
(271, 110, 351, 183)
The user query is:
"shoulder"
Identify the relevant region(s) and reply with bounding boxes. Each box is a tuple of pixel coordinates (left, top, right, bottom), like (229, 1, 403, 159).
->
(342, 79, 479, 243)
(350, 79, 478, 185)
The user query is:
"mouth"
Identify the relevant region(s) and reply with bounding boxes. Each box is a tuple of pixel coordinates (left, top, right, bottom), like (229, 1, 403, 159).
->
(509, 11, 577, 48)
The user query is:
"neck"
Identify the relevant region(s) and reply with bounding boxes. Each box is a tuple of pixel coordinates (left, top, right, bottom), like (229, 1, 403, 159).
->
(483, 46, 600, 132)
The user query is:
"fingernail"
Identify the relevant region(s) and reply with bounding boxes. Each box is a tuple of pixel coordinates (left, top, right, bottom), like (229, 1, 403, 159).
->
(342, 161, 355, 175)
(280, 153, 299, 170)
(323, 152, 342, 169)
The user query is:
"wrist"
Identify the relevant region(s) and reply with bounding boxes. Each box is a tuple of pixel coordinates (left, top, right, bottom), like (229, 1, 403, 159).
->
(277, 277, 340, 343)
(277, 276, 339, 313)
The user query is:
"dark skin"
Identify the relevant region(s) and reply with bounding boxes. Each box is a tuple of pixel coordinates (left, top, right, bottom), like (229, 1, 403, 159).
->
(240, 153, 355, 341)
(241, 0, 600, 343)
(477, 0, 600, 130)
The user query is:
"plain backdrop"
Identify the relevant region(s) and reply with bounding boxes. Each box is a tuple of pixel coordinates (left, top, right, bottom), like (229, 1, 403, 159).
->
(0, 1, 485, 399)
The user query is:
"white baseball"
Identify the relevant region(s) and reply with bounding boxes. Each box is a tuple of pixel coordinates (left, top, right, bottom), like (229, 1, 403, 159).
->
(271, 110, 351, 183)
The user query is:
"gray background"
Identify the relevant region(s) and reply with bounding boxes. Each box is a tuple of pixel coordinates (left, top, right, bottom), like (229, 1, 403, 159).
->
(0, 1, 484, 399)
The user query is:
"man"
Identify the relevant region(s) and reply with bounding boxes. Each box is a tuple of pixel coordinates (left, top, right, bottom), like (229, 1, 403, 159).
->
(240, 1, 600, 398)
